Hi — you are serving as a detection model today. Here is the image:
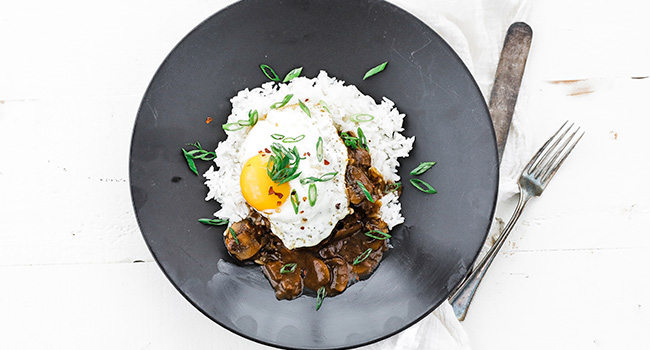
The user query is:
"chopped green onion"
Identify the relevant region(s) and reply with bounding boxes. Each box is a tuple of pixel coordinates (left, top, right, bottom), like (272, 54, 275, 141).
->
(357, 127, 368, 150)
(182, 142, 217, 175)
(340, 132, 360, 149)
(283, 67, 303, 82)
(409, 178, 437, 193)
(184, 150, 215, 160)
(308, 183, 317, 206)
(316, 137, 323, 162)
(300, 177, 320, 185)
(300, 172, 338, 185)
(267, 143, 302, 185)
(318, 172, 337, 181)
(384, 182, 402, 194)
(198, 218, 229, 226)
(299, 99, 311, 117)
(363, 61, 388, 80)
(184, 142, 216, 161)
(228, 227, 239, 245)
(282, 134, 305, 143)
(350, 113, 374, 123)
(290, 189, 299, 214)
(316, 286, 326, 311)
(319, 100, 331, 114)
(182, 149, 198, 175)
(364, 230, 391, 240)
(248, 109, 259, 126)
(353, 248, 372, 265)
(271, 134, 285, 140)
(410, 162, 436, 176)
(260, 64, 280, 81)
(356, 180, 375, 202)
(280, 263, 297, 274)
(225, 110, 259, 129)
(222, 122, 244, 131)
(271, 94, 294, 109)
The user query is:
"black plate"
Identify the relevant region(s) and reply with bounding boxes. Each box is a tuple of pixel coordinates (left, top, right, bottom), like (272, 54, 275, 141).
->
(130, 0, 498, 349)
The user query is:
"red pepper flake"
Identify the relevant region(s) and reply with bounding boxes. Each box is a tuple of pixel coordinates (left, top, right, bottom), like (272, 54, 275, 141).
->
(324, 159, 330, 165)
(335, 203, 341, 209)
(264, 148, 271, 153)
(300, 269, 307, 278)
(300, 226, 305, 230)
(268, 186, 284, 199)
(306, 152, 311, 156)
(206, 117, 213, 124)
(300, 210, 304, 214)
(302, 197, 307, 202)
(277, 201, 282, 206)
(305, 98, 309, 102)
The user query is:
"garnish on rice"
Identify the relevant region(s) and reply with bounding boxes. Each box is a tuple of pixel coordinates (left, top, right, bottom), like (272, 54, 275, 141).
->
(196, 68, 423, 305)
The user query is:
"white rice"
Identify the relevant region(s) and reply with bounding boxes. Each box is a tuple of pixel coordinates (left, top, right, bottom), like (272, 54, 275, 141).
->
(204, 71, 414, 230)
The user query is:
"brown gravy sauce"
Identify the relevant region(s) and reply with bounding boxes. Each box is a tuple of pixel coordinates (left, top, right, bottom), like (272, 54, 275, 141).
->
(225, 140, 399, 300)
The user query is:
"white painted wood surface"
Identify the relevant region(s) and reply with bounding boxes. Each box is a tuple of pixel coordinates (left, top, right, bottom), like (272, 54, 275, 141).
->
(1, 0, 648, 349)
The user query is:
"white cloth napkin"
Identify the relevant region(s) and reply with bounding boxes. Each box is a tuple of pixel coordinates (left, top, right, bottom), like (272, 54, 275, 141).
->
(359, 1, 532, 349)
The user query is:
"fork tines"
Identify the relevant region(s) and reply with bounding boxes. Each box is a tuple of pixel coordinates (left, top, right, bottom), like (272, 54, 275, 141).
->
(526, 121, 584, 185)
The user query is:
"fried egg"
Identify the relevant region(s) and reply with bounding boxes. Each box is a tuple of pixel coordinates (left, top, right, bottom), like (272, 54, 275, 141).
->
(237, 101, 349, 249)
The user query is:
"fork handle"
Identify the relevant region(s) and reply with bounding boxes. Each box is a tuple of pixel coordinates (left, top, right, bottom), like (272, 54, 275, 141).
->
(449, 190, 532, 321)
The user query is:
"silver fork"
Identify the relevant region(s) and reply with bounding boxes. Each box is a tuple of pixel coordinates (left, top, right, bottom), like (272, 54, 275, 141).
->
(449, 121, 584, 321)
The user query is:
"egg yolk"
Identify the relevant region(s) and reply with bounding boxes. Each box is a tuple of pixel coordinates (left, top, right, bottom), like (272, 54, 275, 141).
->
(240, 153, 291, 211)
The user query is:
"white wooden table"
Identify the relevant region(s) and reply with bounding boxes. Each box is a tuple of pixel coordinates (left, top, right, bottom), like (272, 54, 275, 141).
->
(1, 0, 648, 349)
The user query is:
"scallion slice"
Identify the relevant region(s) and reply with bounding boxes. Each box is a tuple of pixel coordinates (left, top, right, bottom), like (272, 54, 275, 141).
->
(384, 182, 402, 194)
(357, 127, 368, 150)
(271, 134, 285, 140)
(198, 218, 229, 226)
(182, 142, 216, 175)
(248, 109, 259, 126)
(282, 134, 305, 143)
(299, 99, 311, 117)
(280, 263, 297, 274)
(350, 113, 374, 123)
(409, 178, 437, 193)
(364, 230, 391, 240)
(316, 286, 326, 311)
(319, 100, 331, 114)
(308, 183, 317, 206)
(228, 227, 239, 245)
(260, 64, 280, 81)
(340, 132, 360, 149)
(267, 143, 302, 185)
(290, 189, 299, 214)
(271, 94, 294, 109)
(316, 137, 323, 162)
(300, 172, 338, 185)
(410, 162, 436, 176)
(182, 149, 198, 175)
(356, 180, 375, 202)
(222, 122, 244, 132)
(318, 172, 337, 181)
(363, 61, 388, 80)
(283, 67, 303, 82)
(353, 248, 372, 265)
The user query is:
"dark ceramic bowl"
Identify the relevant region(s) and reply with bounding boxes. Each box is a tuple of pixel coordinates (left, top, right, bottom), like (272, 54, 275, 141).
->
(129, 0, 498, 349)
